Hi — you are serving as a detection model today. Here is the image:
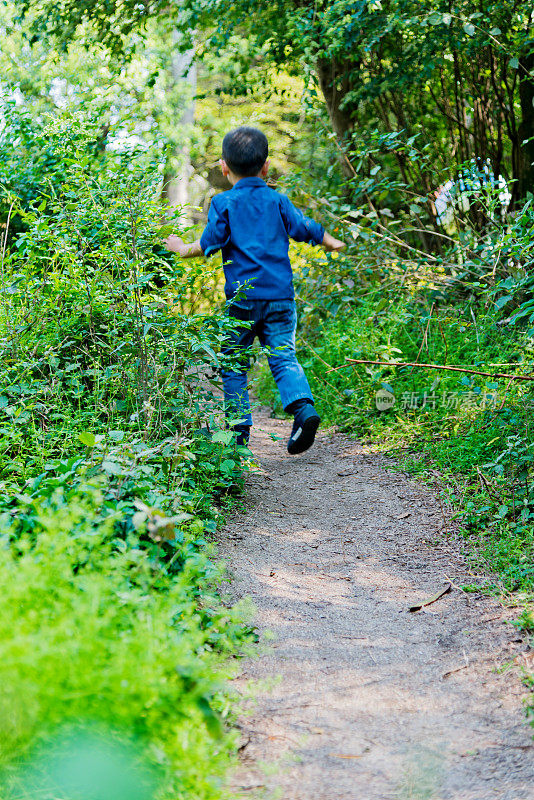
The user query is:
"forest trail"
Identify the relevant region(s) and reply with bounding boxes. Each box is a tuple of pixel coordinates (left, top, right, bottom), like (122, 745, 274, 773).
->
(221, 408, 534, 800)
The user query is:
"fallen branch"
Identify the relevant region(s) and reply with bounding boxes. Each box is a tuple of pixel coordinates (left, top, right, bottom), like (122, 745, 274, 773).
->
(329, 359, 534, 382)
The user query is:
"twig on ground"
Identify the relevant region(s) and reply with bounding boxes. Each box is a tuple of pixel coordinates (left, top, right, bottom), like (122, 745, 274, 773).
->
(409, 582, 452, 612)
(442, 663, 470, 679)
(443, 575, 470, 594)
(412, 303, 434, 366)
(475, 466, 502, 502)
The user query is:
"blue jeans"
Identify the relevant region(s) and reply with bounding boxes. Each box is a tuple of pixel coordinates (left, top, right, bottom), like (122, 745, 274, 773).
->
(221, 299, 314, 427)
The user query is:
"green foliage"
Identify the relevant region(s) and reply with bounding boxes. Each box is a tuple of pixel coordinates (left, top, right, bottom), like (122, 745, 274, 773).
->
(18, 0, 534, 208)
(6, 0, 534, 740)
(0, 490, 248, 799)
(0, 109, 252, 535)
(0, 2, 196, 229)
(1, 112, 235, 461)
(0, 112, 253, 793)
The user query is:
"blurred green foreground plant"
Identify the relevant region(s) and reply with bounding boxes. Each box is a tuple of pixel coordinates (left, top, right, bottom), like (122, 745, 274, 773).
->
(0, 490, 250, 800)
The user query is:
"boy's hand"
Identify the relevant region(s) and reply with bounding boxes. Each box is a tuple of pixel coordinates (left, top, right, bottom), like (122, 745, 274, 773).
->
(163, 234, 187, 255)
(322, 231, 346, 252)
(163, 235, 204, 258)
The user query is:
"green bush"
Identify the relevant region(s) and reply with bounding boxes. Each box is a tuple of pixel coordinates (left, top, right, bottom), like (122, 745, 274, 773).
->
(0, 111, 253, 794)
(0, 491, 248, 799)
(0, 112, 247, 513)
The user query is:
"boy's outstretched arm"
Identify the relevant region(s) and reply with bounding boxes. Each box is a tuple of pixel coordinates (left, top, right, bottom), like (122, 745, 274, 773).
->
(163, 228, 344, 256)
(322, 230, 346, 252)
(163, 235, 204, 258)
(280, 195, 345, 252)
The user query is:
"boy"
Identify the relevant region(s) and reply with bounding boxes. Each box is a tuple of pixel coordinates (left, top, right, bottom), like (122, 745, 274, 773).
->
(164, 126, 345, 454)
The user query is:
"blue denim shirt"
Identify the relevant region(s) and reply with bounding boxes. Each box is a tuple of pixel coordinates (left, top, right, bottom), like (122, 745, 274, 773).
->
(199, 177, 325, 299)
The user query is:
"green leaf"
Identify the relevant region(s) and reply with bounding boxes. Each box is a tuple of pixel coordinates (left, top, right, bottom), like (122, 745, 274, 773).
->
(494, 294, 513, 310)
(211, 430, 234, 445)
(157, 223, 175, 236)
(200, 342, 217, 360)
(78, 431, 96, 447)
(463, 23, 475, 36)
(510, 299, 534, 324)
(227, 417, 248, 427)
(489, 27, 501, 36)
(510, 57, 519, 70)
(196, 697, 223, 739)
(101, 461, 123, 475)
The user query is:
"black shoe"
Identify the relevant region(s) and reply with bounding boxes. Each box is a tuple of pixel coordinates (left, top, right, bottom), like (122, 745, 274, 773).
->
(287, 405, 320, 455)
(232, 425, 251, 447)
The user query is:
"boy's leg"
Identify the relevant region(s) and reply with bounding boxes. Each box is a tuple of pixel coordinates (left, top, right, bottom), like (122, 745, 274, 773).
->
(221, 301, 256, 439)
(260, 300, 320, 454)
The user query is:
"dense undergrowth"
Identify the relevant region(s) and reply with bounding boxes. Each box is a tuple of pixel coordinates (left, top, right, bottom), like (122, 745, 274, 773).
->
(0, 115, 252, 798)
(259, 287, 534, 592)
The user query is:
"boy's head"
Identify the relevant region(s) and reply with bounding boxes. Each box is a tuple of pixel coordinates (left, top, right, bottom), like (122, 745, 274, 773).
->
(221, 126, 269, 180)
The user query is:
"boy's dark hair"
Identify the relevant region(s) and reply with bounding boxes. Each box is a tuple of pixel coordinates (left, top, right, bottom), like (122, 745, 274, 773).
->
(222, 126, 268, 177)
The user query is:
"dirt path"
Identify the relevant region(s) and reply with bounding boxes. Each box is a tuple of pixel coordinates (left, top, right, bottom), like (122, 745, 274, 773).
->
(221, 408, 534, 800)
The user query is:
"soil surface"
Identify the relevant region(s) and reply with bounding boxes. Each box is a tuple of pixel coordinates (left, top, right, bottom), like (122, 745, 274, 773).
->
(220, 408, 534, 800)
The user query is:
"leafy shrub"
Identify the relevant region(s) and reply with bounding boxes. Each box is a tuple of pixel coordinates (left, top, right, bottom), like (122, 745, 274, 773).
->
(0, 111, 253, 793)
(0, 111, 246, 496)
(0, 490, 248, 799)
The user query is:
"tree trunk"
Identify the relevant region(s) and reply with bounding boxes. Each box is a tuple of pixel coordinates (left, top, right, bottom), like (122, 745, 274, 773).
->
(161, 35, 197, 219)
(316, 57, 355, 177)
